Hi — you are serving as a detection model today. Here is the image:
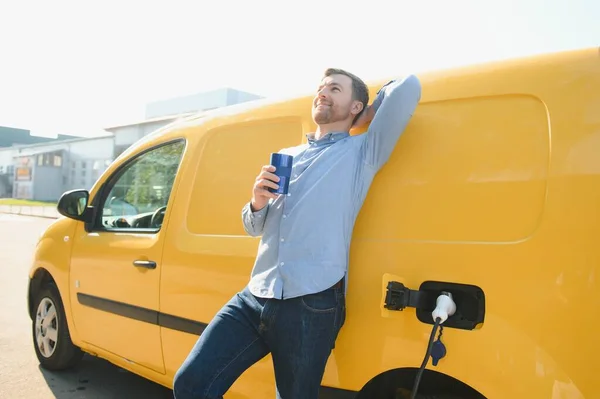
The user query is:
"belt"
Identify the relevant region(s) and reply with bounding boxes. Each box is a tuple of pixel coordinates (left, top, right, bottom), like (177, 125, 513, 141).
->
(331, 279, 344, 290)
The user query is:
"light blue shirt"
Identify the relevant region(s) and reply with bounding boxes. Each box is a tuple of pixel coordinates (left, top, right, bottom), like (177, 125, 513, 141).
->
(242, 74, 422, 299)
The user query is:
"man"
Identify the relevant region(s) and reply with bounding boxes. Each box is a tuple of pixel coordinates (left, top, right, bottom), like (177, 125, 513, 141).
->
(173, 69, 421, 399)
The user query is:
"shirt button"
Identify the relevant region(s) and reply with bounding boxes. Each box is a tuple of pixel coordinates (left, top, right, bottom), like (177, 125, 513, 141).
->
(283, 214, 287, 218)
(280, 262, 284, 266)
(280, 238, 285, 242)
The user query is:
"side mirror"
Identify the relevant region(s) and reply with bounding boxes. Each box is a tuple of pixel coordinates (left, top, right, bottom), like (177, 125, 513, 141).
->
(57, 189, 90, 221)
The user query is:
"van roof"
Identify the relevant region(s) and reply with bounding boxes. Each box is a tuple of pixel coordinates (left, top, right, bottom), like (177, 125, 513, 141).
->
(115, 46, 598, 163)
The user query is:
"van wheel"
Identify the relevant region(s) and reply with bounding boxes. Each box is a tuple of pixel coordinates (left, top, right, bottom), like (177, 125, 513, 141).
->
(32, 283, 83, 370)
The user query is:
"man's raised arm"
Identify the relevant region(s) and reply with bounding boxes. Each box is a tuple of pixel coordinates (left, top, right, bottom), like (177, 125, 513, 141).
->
(360, 74, 422, 170)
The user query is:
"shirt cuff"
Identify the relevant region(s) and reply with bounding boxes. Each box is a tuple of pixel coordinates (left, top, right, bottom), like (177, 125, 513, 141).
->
(372, 79, 396, 112)
(246, 201, 269, 220)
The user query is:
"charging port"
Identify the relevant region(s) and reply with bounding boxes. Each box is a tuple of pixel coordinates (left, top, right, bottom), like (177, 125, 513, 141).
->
(416, 281, 485, 330)
(383, 280, 485, 330)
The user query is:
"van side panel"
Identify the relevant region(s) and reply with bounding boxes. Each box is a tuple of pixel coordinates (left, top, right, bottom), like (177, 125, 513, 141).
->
(143, 47, 600, 398)
(354, 94, 550, 243)
(328, 48, 600, 398)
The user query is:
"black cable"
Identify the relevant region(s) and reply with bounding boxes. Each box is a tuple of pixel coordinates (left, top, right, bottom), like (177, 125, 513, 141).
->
(410, 317, 442, 399)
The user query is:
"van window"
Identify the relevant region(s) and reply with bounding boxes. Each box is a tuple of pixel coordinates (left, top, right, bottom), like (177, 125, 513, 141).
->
(98, 140, 185, 231)
(187, 118, 303, 235)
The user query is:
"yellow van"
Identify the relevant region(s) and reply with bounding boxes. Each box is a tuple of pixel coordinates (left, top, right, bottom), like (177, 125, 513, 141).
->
(27, 46, 600, 399)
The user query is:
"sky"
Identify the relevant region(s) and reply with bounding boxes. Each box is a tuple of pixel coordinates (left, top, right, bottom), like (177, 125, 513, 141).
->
(0, 0, 598, 139)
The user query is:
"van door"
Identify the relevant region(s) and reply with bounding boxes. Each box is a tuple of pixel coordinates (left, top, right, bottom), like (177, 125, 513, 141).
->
(69, 139, 186, 374)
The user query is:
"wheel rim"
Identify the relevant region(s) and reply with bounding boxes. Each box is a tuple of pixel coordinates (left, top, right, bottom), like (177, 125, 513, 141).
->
(35, 297, 58, 358)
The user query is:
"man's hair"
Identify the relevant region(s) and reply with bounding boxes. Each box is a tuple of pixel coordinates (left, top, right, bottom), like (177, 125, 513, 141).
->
(323, 68, 369, 125)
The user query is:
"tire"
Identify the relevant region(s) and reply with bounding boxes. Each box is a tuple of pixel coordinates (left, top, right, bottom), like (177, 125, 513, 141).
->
(32, 283, 83, 370)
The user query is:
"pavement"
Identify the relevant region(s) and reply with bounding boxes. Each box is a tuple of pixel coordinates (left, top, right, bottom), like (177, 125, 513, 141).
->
(0, 214, 173, 399)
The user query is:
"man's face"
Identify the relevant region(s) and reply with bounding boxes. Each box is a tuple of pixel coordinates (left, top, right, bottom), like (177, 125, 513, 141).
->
(312, 74, 359, 126)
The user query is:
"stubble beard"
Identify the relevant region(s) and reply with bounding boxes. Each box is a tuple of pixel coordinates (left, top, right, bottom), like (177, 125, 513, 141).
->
(313, 106, 351, 126)
(313, 108, 332, 125)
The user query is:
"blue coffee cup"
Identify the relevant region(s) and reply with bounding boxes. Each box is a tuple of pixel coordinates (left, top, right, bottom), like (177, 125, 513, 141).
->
(269, 153, 293, 195)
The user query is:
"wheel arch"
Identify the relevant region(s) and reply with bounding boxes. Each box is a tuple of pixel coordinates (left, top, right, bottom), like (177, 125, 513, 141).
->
(28, 267, 57, 320)
(354, 367, 487, 399)
(27, 263, 81, 348)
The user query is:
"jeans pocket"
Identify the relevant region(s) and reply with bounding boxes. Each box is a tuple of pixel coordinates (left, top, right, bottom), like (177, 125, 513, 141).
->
(300, 289, 338, 313)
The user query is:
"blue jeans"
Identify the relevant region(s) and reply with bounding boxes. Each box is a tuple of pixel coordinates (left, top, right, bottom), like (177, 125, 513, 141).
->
(173, 283, 346, 399)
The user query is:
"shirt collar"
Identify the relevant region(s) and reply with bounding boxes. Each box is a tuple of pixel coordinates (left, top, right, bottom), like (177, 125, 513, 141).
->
(305, 131, 349, 147)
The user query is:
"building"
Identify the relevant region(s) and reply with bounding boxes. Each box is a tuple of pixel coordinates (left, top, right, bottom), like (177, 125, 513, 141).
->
(0, 150, 14, 198)
(0, 127, 86, 198)
(0, 125, 79, 148)
(0, 87, 262, 201)
(3, 135, 114, 201)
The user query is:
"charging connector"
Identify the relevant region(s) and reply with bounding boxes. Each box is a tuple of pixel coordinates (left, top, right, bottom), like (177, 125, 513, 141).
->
(431, 291, 457, 324)
(410, 292, 457, 399)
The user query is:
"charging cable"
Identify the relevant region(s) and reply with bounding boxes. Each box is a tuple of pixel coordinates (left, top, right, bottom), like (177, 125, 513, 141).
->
(410, 292, 457, 399)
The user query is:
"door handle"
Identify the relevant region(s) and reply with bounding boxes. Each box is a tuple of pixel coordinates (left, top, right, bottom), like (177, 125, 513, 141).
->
(133, 260, 157, 269)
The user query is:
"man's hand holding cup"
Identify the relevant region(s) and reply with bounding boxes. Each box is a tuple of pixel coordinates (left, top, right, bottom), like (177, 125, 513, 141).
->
(250, 153, 293, 212)
(251, 165, 281, 211)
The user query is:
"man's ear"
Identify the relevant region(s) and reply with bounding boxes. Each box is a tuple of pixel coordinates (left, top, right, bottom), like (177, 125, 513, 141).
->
(351, 100, 364, 117)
